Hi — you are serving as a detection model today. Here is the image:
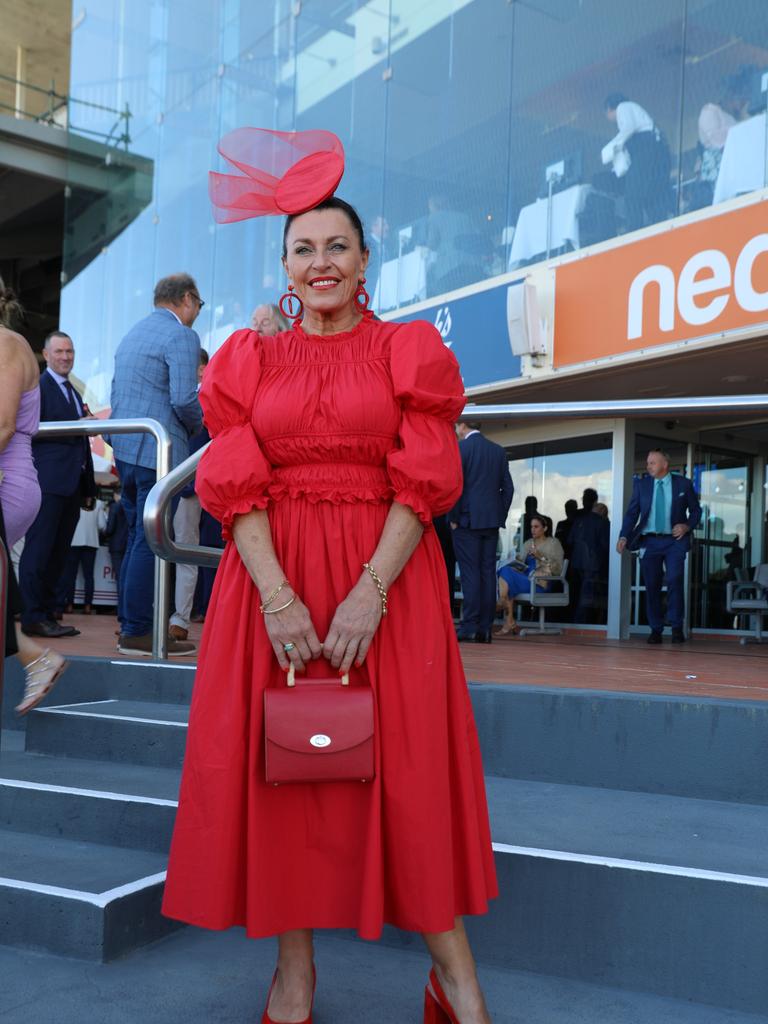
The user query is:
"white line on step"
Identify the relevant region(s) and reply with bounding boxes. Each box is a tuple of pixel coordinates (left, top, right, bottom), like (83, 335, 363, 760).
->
(111, 660, 196, 671)
(39, 699, 117, 711)
(0, 871, 167, 908)
(492, 843, 768, 888)
(0, 778, 178, 807)
(32, 707, 188, 727)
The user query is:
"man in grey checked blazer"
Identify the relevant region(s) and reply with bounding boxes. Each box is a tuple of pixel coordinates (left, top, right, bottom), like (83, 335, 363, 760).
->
(110, 273, 203, 656)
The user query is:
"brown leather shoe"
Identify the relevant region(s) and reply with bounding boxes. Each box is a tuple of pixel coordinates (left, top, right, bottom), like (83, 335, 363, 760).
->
(168, 624, 189, 641)
(117, 632, 196, 657)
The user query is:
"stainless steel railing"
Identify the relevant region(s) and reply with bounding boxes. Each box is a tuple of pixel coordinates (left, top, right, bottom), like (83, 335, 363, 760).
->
(36, 418, 172, 658)
(142, 391, 768, 596)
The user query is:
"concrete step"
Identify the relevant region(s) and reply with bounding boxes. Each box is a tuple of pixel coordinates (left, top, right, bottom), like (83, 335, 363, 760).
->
(2, 657, 195, 731)
(0, 738, 179, 851)
(469, 683, 768, 804)
(0, 829, 179, 960)
(1, 923, 766, 1024)
(24, 699, 188, 767)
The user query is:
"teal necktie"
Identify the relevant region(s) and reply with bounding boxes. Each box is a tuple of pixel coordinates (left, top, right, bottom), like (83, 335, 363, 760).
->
(654, 478, 666, 533)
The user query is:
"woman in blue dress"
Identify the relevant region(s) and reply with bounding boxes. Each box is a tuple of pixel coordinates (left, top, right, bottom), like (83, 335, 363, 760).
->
(497, 514, 564, 635)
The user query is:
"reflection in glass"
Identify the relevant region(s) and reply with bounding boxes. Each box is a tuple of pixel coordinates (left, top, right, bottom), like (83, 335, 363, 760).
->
(502, 435, 613, 625)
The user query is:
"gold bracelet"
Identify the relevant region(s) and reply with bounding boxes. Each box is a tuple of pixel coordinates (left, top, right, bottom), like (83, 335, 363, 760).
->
(259, 579, 289, 613)
(362, 562, 388, 616)
(263, 594, 297, 615)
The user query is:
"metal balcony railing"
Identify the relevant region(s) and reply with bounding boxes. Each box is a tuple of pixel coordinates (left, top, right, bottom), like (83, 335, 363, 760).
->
(0, 73, 132, 149)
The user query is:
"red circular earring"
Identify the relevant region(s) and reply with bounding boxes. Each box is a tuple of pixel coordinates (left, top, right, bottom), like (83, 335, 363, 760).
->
(354, 277, 370, 311)
(278, 283, 304, 321)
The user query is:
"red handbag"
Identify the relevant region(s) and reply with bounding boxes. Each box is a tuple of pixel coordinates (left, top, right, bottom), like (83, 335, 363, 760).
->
(264, 663, 375, 785)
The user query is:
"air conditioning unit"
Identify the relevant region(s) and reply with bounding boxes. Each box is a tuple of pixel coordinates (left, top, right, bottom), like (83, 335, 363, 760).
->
(506, 271, 553, 357)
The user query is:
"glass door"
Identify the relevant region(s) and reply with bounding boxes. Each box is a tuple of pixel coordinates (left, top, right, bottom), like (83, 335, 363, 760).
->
(690, 448, 751, 631)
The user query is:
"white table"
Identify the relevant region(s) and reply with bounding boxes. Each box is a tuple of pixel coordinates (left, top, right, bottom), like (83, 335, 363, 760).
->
(373, 248, 429, 310)
(713, 112, 767, 205)
(508, 184, 590, 267)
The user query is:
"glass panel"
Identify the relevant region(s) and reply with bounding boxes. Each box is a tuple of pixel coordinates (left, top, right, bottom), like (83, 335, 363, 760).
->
(691, 447, 751, 630)
(381, 0, 514, 308)
(682, 0, 768, 214)
(501, 434, 613, 625)
(508, 0, 685, 271)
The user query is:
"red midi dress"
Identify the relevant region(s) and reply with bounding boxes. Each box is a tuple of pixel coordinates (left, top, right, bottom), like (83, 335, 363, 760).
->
(162, 311, 498, 939)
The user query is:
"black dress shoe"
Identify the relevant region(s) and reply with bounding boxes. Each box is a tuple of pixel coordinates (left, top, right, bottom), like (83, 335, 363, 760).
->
(671, 628, 686, 643)
(646, 631, 663, 644)
(22, 620, 79, 639)
(456, 632, 476, 643)
(474, 631, 492, 644)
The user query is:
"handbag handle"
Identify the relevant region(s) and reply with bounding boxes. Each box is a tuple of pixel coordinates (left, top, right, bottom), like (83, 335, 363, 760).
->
(286, 663, 349, 688)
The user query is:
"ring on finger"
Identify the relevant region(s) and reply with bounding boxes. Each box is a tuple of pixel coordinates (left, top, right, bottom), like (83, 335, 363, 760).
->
(283, 642, 296, 653)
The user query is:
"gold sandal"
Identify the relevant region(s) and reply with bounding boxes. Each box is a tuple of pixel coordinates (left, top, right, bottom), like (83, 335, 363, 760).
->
(16, 649, 68, 716)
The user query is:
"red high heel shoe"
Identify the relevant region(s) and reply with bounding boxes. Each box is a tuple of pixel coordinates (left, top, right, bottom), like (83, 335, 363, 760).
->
(424, 968, 459, 1024)
(261, 964, 316, 1024)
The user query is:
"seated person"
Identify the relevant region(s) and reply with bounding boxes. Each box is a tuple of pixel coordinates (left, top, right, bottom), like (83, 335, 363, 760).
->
(496, 514, 564, 635)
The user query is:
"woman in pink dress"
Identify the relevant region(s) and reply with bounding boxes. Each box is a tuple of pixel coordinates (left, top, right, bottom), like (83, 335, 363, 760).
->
(0, 278, 67, 712)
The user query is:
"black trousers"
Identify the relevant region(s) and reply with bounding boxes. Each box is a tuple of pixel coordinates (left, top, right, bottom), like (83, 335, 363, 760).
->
(58, 545, 98, 607)
(624, 131, 673, 231)
(19, 492, 81, 625)
(452, 526, 498, 634)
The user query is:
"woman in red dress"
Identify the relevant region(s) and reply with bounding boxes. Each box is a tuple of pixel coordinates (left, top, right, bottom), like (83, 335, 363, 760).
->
(162, 131, 497, 1024)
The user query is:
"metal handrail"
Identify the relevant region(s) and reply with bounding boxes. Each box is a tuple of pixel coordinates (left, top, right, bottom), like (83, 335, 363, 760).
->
(143, 393, 768, 588)
(36, 418, 172, 659)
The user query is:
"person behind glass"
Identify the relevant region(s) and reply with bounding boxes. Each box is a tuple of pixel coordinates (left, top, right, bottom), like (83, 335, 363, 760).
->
(617, 449, 701, 644)
(250, 303, 289, 335)
(366, 214, 388, 304)
(57, 498, 107, 614)
(522, 494, 552, 543)
(497, 514, 563, 635)
(554, 498, 578, 558)
(425, 193, 477, 297)
(602, 93, 672, 232)
(110, 273, 203, 657)
(695, 69, 753, 206)
(162, 128, 497, 1024)
(0, 279, 67, 712)
(18, 331, 96, 639)
(449, 420, 514, 644)
(569, 489, 610, 624)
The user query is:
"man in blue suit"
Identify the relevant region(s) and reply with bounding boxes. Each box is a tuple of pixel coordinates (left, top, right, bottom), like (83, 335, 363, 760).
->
(617, 448, 701, 643)
(449, 420, 514, 642)
(20, 331, 96, 638)
(110, 273, 203, 657)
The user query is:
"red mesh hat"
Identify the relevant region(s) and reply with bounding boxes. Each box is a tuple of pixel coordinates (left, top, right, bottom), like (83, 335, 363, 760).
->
(209, 128, 345, 224)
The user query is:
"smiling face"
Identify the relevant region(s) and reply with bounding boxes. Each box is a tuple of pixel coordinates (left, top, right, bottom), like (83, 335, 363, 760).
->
(282, 207, 368, 320)
(43, 333, 75, 377)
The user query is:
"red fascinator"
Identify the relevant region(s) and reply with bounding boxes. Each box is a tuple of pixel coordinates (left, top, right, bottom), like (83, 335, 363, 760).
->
(209, 128, 345, 224)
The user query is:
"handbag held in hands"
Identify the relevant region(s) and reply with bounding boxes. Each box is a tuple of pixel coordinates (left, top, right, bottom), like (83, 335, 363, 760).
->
(264, 662, 375, 785)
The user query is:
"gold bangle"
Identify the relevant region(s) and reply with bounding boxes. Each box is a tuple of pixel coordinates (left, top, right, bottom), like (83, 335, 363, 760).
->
(362, 562, 388, 616)
(259, 579, 289, 613)
(263, 594, 297, 615)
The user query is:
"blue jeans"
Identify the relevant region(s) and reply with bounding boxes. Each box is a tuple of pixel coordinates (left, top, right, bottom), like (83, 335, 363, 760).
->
(116, 460, 157, 637)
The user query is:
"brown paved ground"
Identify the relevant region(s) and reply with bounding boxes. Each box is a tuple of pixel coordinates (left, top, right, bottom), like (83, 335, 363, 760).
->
(28, 610, 768, 703)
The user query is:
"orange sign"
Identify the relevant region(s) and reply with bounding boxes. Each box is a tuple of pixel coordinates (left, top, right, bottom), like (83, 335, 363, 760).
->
(553, 199, 768, 367)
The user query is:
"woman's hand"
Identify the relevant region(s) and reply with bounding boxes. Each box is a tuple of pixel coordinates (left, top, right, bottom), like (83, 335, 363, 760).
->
(323, 575, 383, 673)
(263, 593, 322, 673)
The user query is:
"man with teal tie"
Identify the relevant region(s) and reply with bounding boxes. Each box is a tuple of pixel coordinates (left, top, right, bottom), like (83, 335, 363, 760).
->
(617, 449, 701, 643)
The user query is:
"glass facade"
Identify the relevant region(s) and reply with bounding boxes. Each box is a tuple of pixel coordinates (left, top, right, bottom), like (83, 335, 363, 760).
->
(60, 0, 768, 411)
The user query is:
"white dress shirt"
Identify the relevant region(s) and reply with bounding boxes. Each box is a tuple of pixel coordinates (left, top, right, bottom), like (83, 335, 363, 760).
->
(601, 101, 656, 177)
(46, 367, 85, 416)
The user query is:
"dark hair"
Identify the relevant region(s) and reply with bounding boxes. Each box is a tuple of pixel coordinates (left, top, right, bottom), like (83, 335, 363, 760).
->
(529, 514, 551, 536)
(154, 273, 199, 306)
(44, 330, 72, 349)
(604, 93, 628, 111)
(0, 274, 24, 329)
(582, 487, 598, 508)
(199, 348, 210, 366)
(281, 197, 366, 258)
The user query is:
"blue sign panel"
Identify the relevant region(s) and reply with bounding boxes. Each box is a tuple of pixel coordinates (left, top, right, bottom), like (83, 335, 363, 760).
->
(390, 280, 523, 389)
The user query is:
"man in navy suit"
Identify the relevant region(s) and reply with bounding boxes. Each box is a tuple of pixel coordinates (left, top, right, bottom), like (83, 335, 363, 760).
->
(617, 448, 701, 643)
(19, 331, 96, 638)
(449, 420, 514, 642)
(110, 273, 202, 657)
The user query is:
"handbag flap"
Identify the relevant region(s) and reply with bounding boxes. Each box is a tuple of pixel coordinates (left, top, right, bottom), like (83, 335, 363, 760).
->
(265, 684, 374, 755)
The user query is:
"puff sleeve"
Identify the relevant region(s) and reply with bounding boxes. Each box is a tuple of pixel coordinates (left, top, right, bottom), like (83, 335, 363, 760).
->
(386, 321, 465, 524)
(196, 329, 272, 541)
